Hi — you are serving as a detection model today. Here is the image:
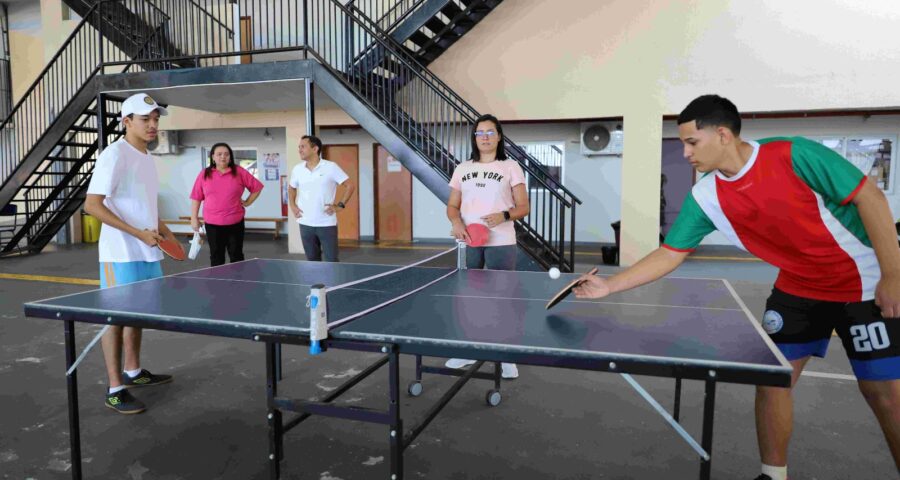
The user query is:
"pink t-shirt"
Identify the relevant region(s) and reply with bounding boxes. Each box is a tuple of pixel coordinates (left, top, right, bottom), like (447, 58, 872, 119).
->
(190, 166, 264, 226)
(448, 159, 526, 246)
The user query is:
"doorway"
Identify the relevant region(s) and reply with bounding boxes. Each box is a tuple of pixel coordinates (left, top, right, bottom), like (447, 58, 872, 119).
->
(374, 144, 412, 243)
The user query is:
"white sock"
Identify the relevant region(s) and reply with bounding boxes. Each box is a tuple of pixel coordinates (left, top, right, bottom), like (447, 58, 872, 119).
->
(108, 385, 126, 395)
(125, 368, 142, 378)
(761, 463, 787, 480)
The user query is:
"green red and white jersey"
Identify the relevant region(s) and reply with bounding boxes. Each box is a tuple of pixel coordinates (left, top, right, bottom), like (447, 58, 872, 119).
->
(663, 137, 877, 302)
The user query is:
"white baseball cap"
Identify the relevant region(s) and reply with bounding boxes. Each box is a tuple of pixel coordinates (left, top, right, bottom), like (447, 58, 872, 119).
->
(120, 93, 169, 119)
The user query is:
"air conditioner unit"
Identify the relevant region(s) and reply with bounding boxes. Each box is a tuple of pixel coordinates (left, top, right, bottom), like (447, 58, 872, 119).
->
(580, 122, 623, 156)
(149, 130, 179, 155)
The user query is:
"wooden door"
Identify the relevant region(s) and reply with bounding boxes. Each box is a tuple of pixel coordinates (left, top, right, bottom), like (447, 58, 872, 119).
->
(240, 17, 253, 64)
(374, 145, 412, 242)
(322, 145, 360, 241)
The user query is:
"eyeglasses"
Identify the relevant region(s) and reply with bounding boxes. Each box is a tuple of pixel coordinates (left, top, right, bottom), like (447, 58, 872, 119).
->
(474, 130, 498, 138)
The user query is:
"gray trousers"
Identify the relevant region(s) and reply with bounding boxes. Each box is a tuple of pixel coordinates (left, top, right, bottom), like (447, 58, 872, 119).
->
(299, 225, 339, 262)
(466, 245, 517, 270)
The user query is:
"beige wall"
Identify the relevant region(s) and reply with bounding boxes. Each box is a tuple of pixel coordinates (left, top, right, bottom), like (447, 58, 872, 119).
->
(428, 0, 900, 263)
(160, 105, 355, 254)
(430, 0, 900, 118)
(8, 31, 42, 103)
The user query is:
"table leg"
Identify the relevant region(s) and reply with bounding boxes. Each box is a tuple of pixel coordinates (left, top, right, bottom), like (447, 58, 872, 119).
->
(389, 348, 403, 479)
(698, 378, 716, 480)
(64, 320, 83, 480)
(674, 377, 682, 422)
(266, 342, 282, 479)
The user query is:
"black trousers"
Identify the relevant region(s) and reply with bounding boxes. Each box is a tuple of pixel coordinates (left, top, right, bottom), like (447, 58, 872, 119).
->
(205, 220, 245, 267)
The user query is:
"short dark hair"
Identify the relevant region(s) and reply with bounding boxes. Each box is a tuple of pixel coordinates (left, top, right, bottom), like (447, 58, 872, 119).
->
(470, 114, 507, 161)
(204, 142, 237, 178)
(677, 94, 742, 135)
(301, 135, 323, 154)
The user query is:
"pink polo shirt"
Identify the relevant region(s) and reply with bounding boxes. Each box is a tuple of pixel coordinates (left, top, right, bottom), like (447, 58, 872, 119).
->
(190, 166, 264, 226)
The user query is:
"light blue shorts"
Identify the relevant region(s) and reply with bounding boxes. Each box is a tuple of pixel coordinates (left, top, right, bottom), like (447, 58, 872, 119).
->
(99, 261, 163, 288)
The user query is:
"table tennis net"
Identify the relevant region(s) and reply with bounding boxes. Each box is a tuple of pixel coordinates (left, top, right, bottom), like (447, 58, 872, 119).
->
(323, 247, 459, 328)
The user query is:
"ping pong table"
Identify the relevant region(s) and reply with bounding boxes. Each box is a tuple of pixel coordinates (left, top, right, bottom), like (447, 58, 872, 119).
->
(24, 248, 792, 479)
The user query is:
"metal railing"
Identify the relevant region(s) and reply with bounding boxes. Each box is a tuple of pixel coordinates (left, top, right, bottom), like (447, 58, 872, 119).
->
(1, 0, 579, 268)
(348, 0, 429, 32)
(314, 0, 581, 268)
(0, 0, 169, 184)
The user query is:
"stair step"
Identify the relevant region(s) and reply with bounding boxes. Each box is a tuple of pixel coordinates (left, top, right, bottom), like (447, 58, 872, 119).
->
(441, 2, 464, 19)
(46, 156, 85, 162)
(425, 17, 447, 34)
(57, 141, 94, 148)
(83, 109, 120, 118)
(68, 126, 99, 134)
(409, 31, 430, 47)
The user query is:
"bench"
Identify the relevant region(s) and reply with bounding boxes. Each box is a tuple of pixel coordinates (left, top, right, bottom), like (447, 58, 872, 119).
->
(164, 216, 288, 239)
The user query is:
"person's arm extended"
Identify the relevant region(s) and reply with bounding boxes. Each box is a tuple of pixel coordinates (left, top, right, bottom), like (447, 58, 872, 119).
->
(573, 247, 690, 299)
(84, 194, 160, 246)
(852, 179, 900, 317)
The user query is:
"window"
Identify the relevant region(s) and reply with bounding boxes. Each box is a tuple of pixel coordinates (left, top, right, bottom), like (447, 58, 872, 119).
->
(814, 136, 895, 193)
(520, 142, 564, 189)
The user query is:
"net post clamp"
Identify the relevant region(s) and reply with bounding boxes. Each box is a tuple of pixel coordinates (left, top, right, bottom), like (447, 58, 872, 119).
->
(308, 284, 328, 355)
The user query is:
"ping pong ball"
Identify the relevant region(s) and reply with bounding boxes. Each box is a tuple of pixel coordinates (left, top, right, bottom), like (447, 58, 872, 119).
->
(549, 267, 561, 279)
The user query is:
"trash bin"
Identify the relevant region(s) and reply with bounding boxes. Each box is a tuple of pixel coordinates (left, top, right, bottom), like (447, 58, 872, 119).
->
(82, 212, 101, 243)
(601, 220, 621, 266)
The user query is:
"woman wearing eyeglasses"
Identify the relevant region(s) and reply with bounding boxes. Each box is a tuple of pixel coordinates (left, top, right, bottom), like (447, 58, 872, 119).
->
(446, 113, 531, 379)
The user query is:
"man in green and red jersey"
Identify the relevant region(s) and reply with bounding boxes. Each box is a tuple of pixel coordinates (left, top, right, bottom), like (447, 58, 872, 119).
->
(573, 95, 900, 480)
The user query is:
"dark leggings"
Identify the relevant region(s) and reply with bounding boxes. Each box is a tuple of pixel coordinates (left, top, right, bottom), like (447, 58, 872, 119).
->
(205, 220, 245, 266)
(465, 245, 517, 270)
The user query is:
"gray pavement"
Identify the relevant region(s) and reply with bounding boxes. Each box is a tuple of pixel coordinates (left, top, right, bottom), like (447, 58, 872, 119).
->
(0, 237, 894, 479)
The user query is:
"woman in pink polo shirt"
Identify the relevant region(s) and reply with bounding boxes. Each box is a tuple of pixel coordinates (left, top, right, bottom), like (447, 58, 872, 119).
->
(446, 114, 530, 378)
(190, 143, 264, 266)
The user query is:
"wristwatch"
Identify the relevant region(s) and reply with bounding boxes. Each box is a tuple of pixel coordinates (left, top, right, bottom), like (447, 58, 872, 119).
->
(337, 201, 345, 209)
(502, 211, 510, 221)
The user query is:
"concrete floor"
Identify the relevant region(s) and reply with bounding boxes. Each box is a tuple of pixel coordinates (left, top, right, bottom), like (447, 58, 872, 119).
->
(0, 237, 896, 479)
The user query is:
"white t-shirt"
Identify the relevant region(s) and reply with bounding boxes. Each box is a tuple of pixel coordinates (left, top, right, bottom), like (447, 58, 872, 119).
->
(448, 159, 526, 246)
(289, 159, 349, 227)
(86, 139, 163, 263)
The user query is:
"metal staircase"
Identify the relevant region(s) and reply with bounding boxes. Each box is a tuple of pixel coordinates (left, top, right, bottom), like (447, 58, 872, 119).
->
(1, 0, 579, 270)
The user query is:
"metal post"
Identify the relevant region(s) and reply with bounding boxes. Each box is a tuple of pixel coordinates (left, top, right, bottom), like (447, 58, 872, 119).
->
(673, 377, 682, 422)
(302, 0, 309, 59)
(96, 3, 103, 71)
(699, 377, 717, 480)
(96, 93, 107, 150)
(456, 240, 466, 270)
(305, 79, 315, 136)
(388, 348, 403, 479)
(64, 321, 83, 480)
(265, 342, 282, 479)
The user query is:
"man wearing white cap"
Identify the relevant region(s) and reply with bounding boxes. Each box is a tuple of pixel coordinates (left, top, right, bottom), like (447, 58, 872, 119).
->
(84, 93, 175, 414)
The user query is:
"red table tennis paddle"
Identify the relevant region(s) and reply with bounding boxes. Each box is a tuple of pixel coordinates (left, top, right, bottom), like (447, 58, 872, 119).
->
(157, 236, 186, 261)
(545, 267, 598, 309)
(465, 223, 490, 247)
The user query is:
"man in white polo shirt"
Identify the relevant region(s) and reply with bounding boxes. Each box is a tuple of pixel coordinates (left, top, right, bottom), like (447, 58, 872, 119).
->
(84, 93, 175, 414)
(288, 135, 355, 262)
